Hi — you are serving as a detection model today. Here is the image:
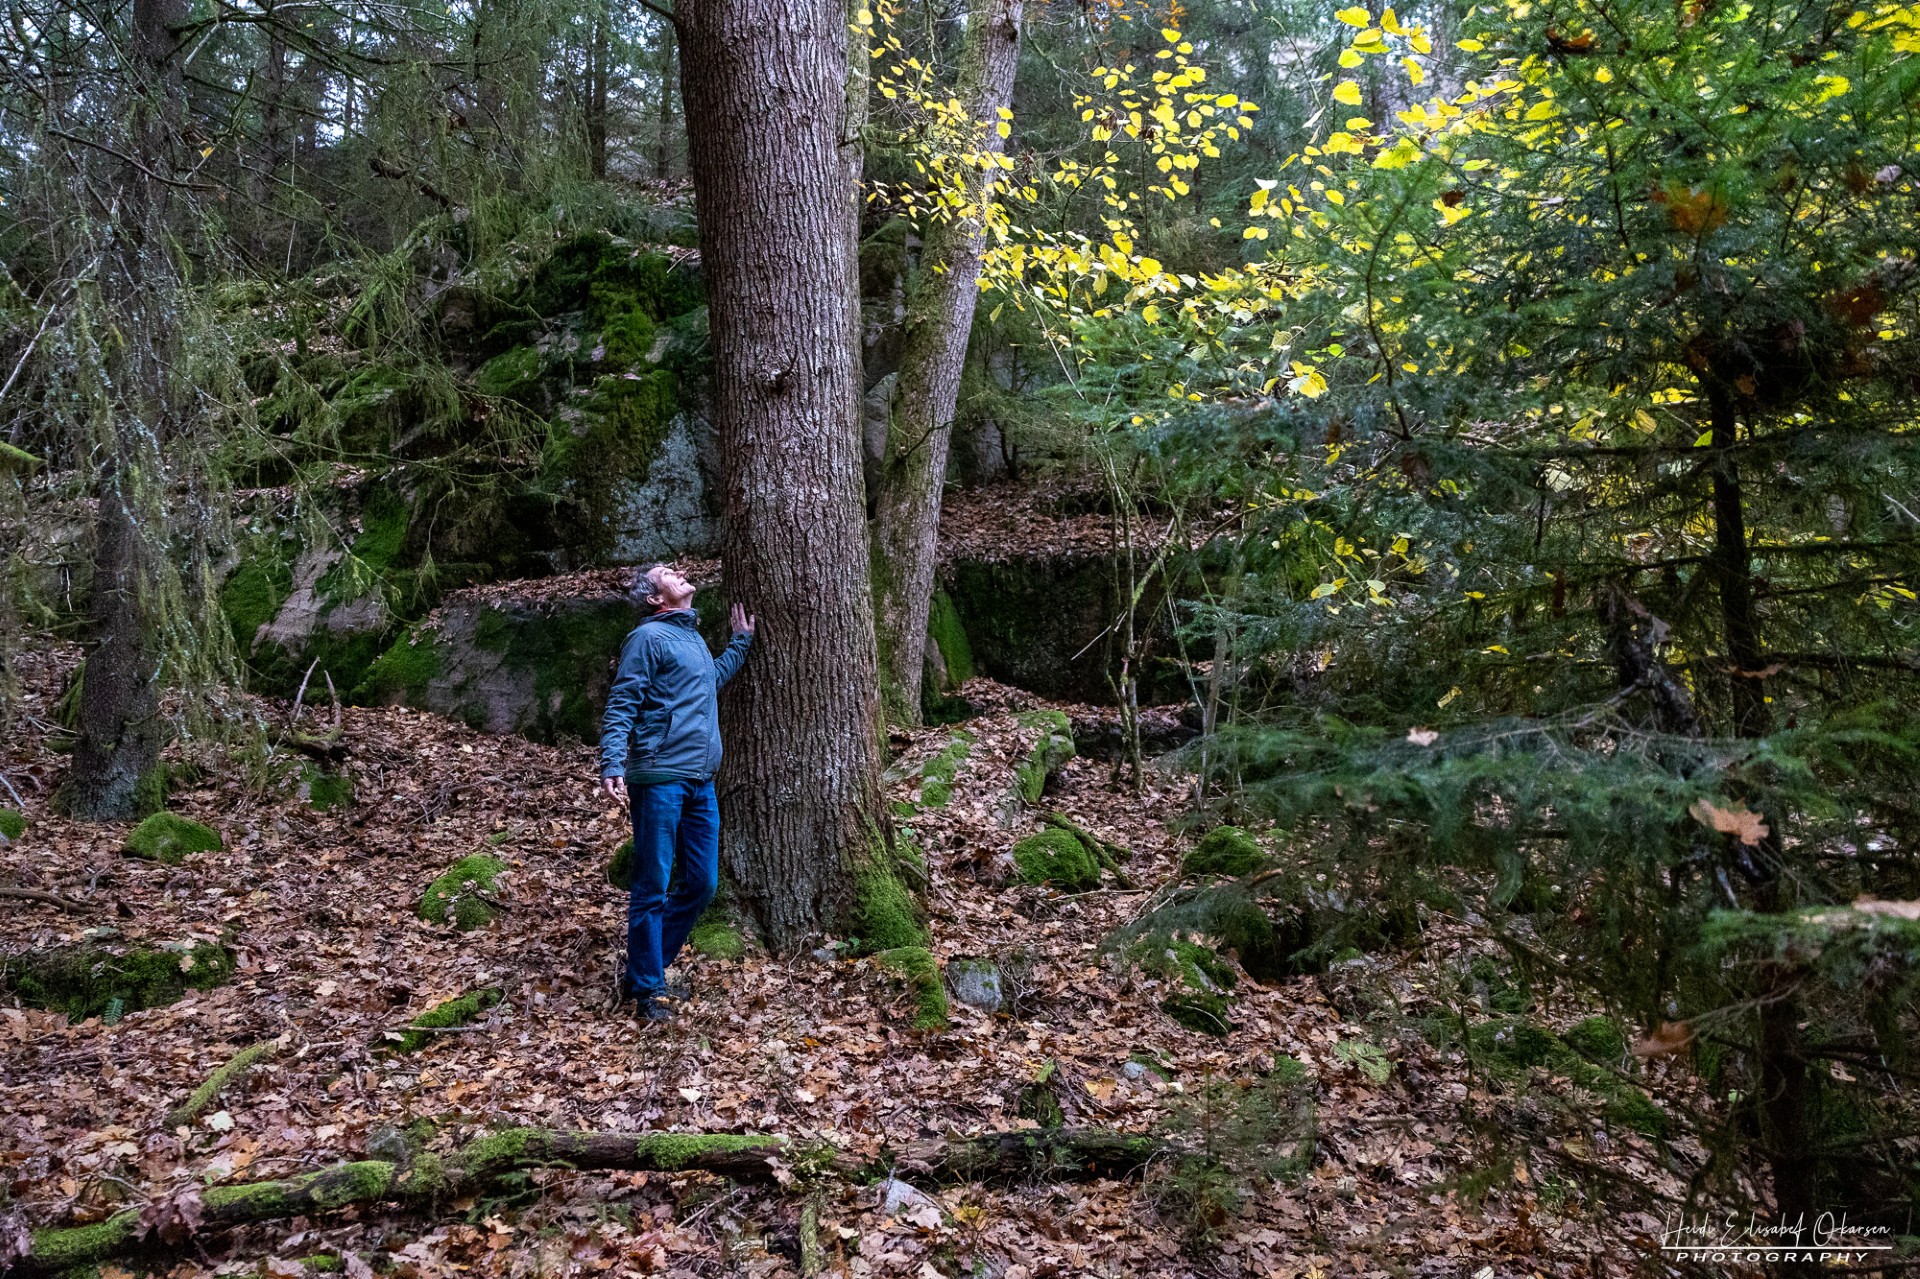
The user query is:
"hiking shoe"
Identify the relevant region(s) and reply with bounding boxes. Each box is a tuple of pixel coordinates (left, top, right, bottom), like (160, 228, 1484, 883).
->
(636, 996, 674, 1024)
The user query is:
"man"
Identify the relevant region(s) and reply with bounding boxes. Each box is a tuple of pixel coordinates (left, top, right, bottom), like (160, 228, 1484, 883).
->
(600, 563, 755, 1021)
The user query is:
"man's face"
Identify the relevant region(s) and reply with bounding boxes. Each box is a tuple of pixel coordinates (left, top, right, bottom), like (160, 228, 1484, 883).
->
(648, 566, 690, 603)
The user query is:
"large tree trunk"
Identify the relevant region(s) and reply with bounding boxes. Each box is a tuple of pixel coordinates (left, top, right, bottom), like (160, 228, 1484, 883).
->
(59, 0, 187, 820)
(676, 0, 892, 950)
(869, 0, 1022, 725)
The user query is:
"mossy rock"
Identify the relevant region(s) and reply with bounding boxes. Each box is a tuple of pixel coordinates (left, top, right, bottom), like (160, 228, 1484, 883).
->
(125, 813, 222, 865)
(0, 808, 24, 840)
(1012, 709, 1076, 803)
(388, 987, 503, 1054)
(1183, 826, 1267, 878)
(876, 946, 948, 1031)
(4, 941, 235, 1023)
(605, 838, 635, 890)
(1562, 1015, 1628, 1064)
(1464, 1017, 1666, 1137)
(299, 766, 354, 811)
(1011, 828, 1101, 892)
(418, 855, 506, 931)
(851, 866, 928, 952)
(1018, 1059, 1065, 1128)
(1130, 939, 1237, 1037)
(917, 732, 973, 808)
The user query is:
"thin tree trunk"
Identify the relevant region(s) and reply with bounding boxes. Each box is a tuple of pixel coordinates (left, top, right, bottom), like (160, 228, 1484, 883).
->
(585, 0, 610, 179)
(60, 0, 186, 820)
(1708, 392, 1815, 1265)
(676, 0, 891, 950)
(652, 24, 676, 180)
(870, 0, 1022, 725)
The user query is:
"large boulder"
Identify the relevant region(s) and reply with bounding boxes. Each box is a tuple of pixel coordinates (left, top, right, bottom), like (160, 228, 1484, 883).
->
(357, 585, 641, 742)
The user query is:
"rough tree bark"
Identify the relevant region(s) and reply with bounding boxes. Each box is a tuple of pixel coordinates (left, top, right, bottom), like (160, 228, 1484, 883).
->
(59, 0, 187, 819)
(870, 0, 1023, 725)
(675, 0, 892, 949)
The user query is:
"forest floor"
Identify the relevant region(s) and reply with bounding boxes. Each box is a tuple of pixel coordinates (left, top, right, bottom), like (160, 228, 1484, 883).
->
(1, 642, 1696, 1279)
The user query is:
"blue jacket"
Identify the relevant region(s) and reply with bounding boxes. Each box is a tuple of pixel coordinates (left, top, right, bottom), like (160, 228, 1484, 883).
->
(599, 610, 753, 782)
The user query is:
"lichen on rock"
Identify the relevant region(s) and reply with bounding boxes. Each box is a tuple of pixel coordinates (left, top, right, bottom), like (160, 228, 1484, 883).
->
(125, 813, 223, 865)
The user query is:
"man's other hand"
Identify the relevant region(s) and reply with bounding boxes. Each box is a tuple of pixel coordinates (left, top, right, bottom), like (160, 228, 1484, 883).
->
(602, 775, 628, 805)
(730, 603, 757, 636)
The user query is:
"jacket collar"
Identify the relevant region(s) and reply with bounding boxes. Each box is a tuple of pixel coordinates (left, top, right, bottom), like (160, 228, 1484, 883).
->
(645, 608, 699, 630)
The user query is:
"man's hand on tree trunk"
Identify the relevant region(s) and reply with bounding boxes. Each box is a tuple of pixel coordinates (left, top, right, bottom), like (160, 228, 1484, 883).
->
(731, 604, 756, 636)
(602, 776, 627, 805)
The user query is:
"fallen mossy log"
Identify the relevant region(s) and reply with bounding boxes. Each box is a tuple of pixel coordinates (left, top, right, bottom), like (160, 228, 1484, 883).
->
(15, 1125, 1165, 1275)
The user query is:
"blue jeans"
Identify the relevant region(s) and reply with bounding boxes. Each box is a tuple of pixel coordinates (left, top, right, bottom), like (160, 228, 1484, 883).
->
(624, 778, 720, 998)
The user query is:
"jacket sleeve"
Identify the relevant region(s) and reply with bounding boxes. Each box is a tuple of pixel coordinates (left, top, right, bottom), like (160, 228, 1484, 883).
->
(714, 631, 753, 689)
(599, 628, 654, 778)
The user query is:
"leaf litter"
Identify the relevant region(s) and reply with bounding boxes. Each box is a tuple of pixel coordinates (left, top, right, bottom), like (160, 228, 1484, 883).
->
(2, 641, 1707, 1278)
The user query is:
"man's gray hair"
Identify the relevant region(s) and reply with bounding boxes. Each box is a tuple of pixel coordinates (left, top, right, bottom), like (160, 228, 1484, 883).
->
(630, 563, 671, 614)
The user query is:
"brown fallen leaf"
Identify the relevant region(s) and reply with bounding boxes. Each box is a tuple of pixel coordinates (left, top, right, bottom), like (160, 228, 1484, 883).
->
(1688, 799, 1769, 846)
(1850, 897, 1920, 920)
(1631, 1021, 1693, 1057)
(136, 1184, 205, 1245)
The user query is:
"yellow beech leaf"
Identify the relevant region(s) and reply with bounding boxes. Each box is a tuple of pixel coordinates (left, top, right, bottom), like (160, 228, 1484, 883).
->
(1335, 6, 1371, 26)
(1333, 80, 1364, 105)
(1339, 48, 1366, 67)
(1457, 37, 1484, 50)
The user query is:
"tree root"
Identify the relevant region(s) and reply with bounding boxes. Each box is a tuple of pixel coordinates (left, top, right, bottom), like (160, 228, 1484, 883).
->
(13, 1125, 1166, 1275)
(164, 1040, 278, 1129)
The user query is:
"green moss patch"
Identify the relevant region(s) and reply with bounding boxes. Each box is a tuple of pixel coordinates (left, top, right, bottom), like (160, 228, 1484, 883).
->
(5, 941, 235, 1023)
(1011, 828, 1101, 892)
(125, 812, 223, 865)
(300, 765, 354, 810)
(389, 987, 503, 1054)
(0, 808, 24, 840)
(876, 946, 949, 1031)
(1012, 709, 1076, 804)
(1183, 826, 1267, 878)
(851, 866, 928, 952)
(418, 855, 507, 931)
(606, 838, 635, 889)
(918, 732, 973, 808)
(1462, 1016, 1666, 1136)
(354, 629, 445, 706)
(1131, 940, 1237, 1037)
(688, 911, 747, 960)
